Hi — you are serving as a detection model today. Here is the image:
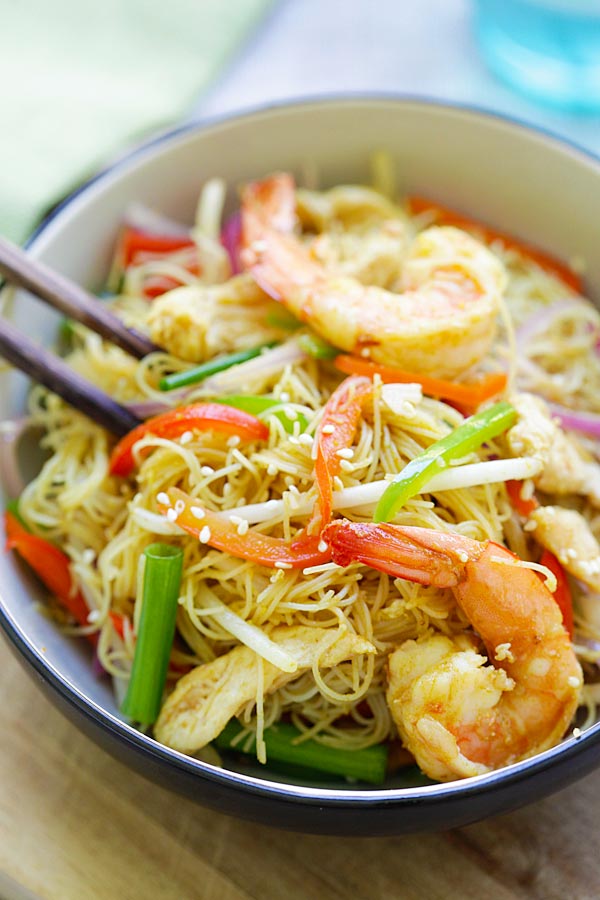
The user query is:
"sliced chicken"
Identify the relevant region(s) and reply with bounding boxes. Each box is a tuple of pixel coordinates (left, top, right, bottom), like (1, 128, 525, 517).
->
(155, 625, 375, 753)
(530, 505, 600, 591)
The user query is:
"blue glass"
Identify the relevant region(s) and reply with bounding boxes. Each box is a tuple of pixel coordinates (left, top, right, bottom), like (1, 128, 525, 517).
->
(474, 0, 600, 112)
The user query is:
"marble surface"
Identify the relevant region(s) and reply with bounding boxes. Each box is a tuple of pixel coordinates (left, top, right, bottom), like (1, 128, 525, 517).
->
(195, 0, 600, 156)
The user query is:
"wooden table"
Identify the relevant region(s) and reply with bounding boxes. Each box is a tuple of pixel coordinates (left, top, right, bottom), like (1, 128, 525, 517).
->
(1, 636, 599, 900)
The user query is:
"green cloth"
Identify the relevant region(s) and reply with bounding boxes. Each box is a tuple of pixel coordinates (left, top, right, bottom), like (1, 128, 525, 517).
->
(0, 0, 273, 243)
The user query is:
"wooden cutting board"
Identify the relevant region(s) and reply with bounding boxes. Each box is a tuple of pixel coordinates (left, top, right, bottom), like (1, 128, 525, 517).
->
(1, 634, 599, 900)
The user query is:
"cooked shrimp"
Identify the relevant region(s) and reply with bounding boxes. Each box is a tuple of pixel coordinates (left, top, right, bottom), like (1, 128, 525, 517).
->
(155, 625, 375, 754)
(241, 174, 505, 378)
(323, 520, 582, 781)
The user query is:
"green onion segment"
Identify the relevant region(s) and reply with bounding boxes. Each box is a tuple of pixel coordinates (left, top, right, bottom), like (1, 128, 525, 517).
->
(297, 331, 339, 359)
(159, 342, 278, 391)
(120, 542, 183, 725)
(374, 401, 517, 523)
(215, 720, 388, 785)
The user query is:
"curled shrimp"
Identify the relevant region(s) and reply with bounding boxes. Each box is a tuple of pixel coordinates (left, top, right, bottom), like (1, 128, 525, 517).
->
(241, 174, 506, 379)
(323, 520, 582, 781)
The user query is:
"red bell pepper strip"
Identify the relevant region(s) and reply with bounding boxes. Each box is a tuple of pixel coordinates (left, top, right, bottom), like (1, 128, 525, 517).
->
(407, 197, 582, 294)
(119, 228, 196, 268)
(4, 510, 93, 639)
(539, 550, 574, 638)
(109, 403, 269, 477)
(115, 228, 200, 299)
(159, 487, 331, 569)
(506, 479, 539, 517)
(310, 376, 372, 534)
(334, 355, 507, 410)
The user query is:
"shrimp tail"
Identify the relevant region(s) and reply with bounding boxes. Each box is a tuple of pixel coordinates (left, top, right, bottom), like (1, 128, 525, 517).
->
(322, 520, 484, 588)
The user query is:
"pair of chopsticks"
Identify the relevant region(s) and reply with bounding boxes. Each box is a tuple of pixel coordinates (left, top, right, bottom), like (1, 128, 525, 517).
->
(0, 235, 160, 436)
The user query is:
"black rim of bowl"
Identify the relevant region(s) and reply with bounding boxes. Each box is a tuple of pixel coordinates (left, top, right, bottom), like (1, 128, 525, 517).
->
(2, 93, 600, 810)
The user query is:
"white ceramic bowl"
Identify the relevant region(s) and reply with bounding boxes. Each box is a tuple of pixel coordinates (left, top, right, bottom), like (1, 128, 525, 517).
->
(2, 97, 600, 835)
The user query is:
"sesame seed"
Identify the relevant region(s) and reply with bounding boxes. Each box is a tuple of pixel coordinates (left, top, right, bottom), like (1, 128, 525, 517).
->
(566, 548, 577, 559)
(190, 506, 205, 519)
(201, 465, 214, 477)
(573, 727, 582, 738)
(229, 515, 243, 526)
(267, 464, 278, 476)
(457, 551, 469, 563)
(156, 492, 170, 505)
(223, 483, 232, 496)
(237, 520, 249, 535)
(227, 435, 241, 448)
(284, 407, 298, 421)
(274, 561, 292, 569)
(166, 508, 178, 522)
(174, 500, 185, 514)
(87, 609, 100, 623)
(336, 448, 354, 459)
(252, 239, 267, 252)
(199, 526, 211, 543)
(299, 433, 314, 446)
(279, 392, 290, 402)
(340, 459, 354, 472)
(82, 549, 96, 565)
(523, 520, 537, 532)
(321, 424, 335, 435)
(568, 676, 581, 688)
(318, 540, 329, 553)
(179, 431, 193, 445)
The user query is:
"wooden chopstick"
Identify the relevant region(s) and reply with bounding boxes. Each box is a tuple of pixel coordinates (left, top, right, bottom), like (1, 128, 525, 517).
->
(0, 316, 141, 437)
(0, 235, 159, 359)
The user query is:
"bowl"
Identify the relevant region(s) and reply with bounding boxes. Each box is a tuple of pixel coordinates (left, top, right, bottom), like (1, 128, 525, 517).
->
(2, 97, 600, 836)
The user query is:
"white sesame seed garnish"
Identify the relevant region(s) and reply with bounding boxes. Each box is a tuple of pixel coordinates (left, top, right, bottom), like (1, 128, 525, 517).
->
(87, 609, 101, 623)
(227, 435, 241, 448)
(156, 492, 170, 506)
(299, 433, 314, 446)
(279, 392, 290, 402)
(190, 506, 205, 520)
(318, 540, 329, 553)
(252, 239, 267, 253)
(339, 459, 354, 472)
(457, 551, 469, 563)
(200, 465, 214, 477)
(284, 407, 298, 421)
(179, 430, 193, 445)
(523, 520, 537, 532)
(267, 464, 278, 476)
(229, 514, 243, 526)
(568, 676, 582, 688)
(82, 548, 96, 565)
(174, 500, 185, 515)
(573, 727, 582, 738)
(199, 526, 211, 543)
(166, 508, 179, 522)
(321, 424, 335, 435)
(274, 561, 292, 569)
(336, 448, 354, 459)
(237, 520, 249, 535)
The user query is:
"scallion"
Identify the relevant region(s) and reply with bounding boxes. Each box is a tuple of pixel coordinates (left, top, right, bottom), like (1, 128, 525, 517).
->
(374, 401, 517, 523)
(159, 342, 278, 392)
(121, 543, 183, 725)
(297, 331, 339, 359)
(215, 720, 388, 785)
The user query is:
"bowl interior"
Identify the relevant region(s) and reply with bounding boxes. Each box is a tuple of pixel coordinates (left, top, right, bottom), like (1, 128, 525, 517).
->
(2, 98, 600, 792)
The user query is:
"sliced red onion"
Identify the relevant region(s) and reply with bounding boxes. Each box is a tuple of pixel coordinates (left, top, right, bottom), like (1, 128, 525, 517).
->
(220, 211, 242, 274)
(0, 417, 31, 497)
(546, 402, 600, 439)
(92, 650, 108, 678)
(125, 398, 174, 419)
(123, 202, 190, 237)
(516, 299, 595, 350)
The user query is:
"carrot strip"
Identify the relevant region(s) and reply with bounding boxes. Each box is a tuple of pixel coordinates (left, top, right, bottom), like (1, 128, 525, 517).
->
(506, 480, 539, 517)
(334, 356, 507, 408)
(311, 376, 372, 533)
(5, 511, 93, 638)
(159, 487, 331, 570)
(539, 550, 574, 638)
(407, 197, 582, 293)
